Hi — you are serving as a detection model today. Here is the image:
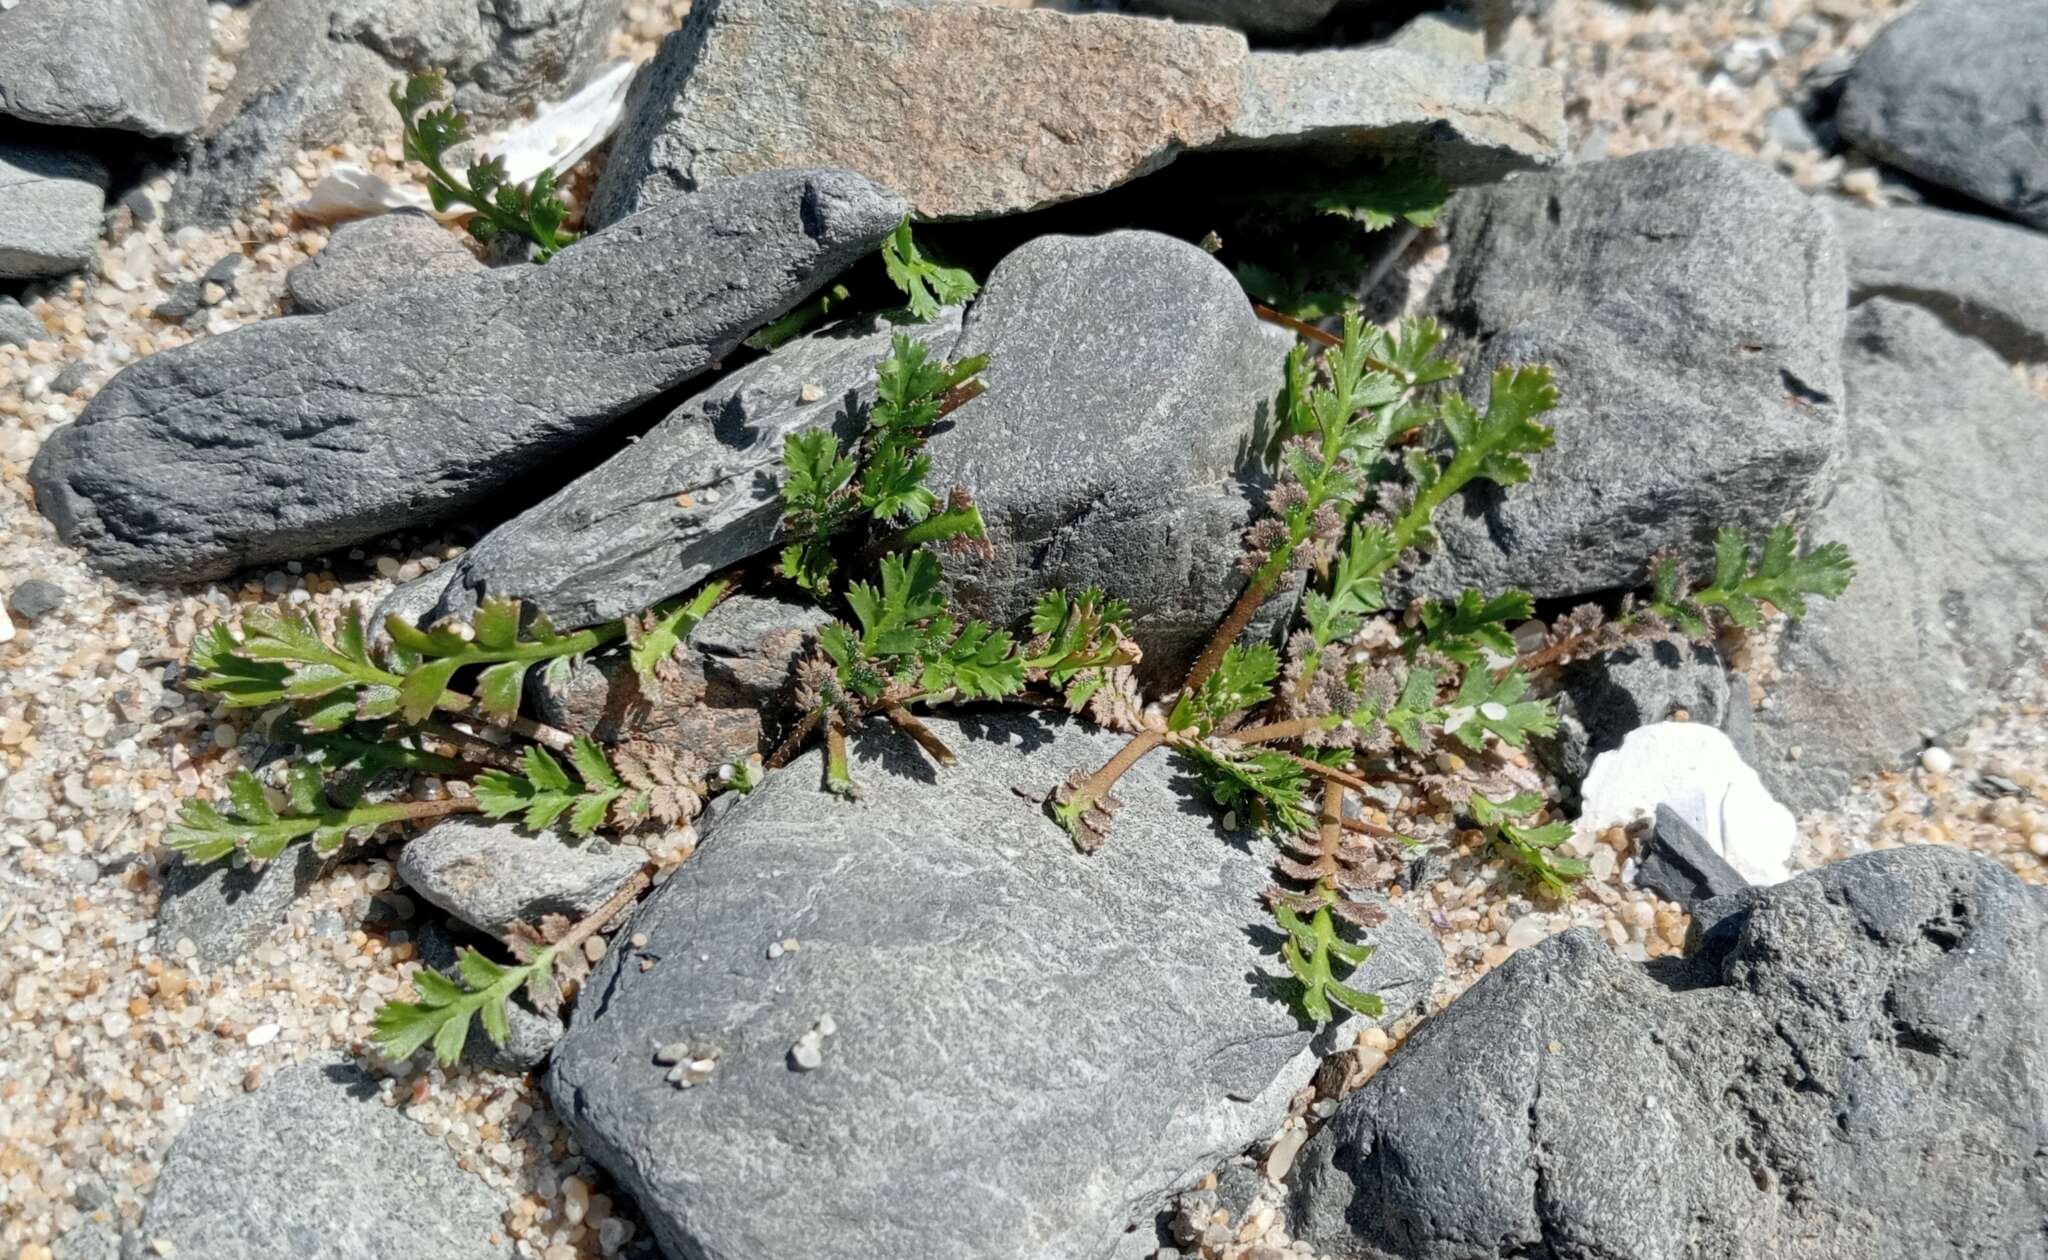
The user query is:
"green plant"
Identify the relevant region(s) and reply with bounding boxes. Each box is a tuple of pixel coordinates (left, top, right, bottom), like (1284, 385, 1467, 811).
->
(881, 217, 978, 320)
(391, 72, 577, 260)
(1648, 524, 1855, 635)
(1231, 160, 1447, 320)
(1469, 792, 1586, 895)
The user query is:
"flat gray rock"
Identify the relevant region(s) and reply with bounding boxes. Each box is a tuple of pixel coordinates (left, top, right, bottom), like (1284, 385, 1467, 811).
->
(417, 308, 961, 630)
(131, 1061, 513, 1259)
(286, 209, 484, 314)
(155, 847, 325, 968)
(171, 0, 620, 225)
(0, 297, 49, 347)
(1290, 845, 2048, 1259)
(32, 169, 906, 582)
(396, 816, 646, 936)
(549, 711, 1426, 1260)
(1409, 146, 1846, 603)
(1753, 299, 2048, 810)
(1837, 0, 2048, 230)
(1541, 635, 1737, 784)
(0, 0, 208, 136)
(931, 230, 1293, 687)
(591, 0, 1560, 226)
(0, 146, 109, 280)
(1831, 200, 2048, 362)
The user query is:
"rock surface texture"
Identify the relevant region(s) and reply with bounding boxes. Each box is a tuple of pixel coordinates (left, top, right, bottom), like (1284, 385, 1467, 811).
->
(285, 210, 485, 314)
(0, 146, 110, 280)
(1837, 0, 2048, 231)
(1121, 0, 1341, 37)
(549, 712, 1432, 1260)
(0, 0, 209, 135)
(31, 169, 905, 582)
(1542, 634, 1736, 784)
(1753, 298, 2048, 809)
(396, 816, 646, 935)
(1411, 146, 1845, 603)
(929, 230, 1292, 686)
(131, 1061, 514, 1259)
(171, 0, 621, 224)
(415, 309, 962, 630)
(591, 0, 1562, 225)
(1290, 846, 2048, 1259)
(1831, 201, 2048, 363)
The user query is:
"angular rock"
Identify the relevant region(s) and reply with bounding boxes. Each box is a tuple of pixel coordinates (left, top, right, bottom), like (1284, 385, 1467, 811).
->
(591, 0, 1561, 226)
(0, 0, 208, 136)
(416, 308, 961, 629)
(32, 169, 906, 582)
(548, 711, 1404, 1260)
(1832, 201, 2048, 363)
(155, 847, 326, 968)
(171, 0, 620, 225)
(0, 297, 48, 347)
(1120, 0, 1341, 38)
(1578, 722, 1794, 886)
(1633, 803, 1748, 912)
(930, 230, 1292, 686)
(1410, 146, 1846, 603)
(396, 816, 646, 936)
(0, 146, 109, 280)
(286, 209, 484, 314)
(1382, 11, 1489, 63)
(535, 593, 830, 759)
(1542, 634, 1734, 784)
(1752, 299, 2048, 810)
(1290, 846, 2048, 1260)
(1837, 0, 2048, 231)
(8, 578, 66, 622)
(132, 1061, 513, 1259)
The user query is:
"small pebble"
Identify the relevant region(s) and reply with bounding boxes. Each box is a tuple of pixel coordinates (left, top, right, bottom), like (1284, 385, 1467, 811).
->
(1920, 746, 1954, 775)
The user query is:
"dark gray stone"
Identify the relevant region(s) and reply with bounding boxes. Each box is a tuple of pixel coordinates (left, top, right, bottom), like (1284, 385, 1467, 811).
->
(129, 1061, 513, 1259)
(1290, 846, 2048, 1260)
(1633, 803, 1748, 911)
(1121, 0, 1341, 37)
(0, 0, 208, 136)
(1753, 299, 2048, 811)
(1837, 0, 2048, 231)
(929, 230, 1293, 687)
(171, 0, 621, 225)
(119, 187, 158, 225)
(591, 0, 1560, 226)
(1542, 635, 1734, 784)
(287, 210, 483, 313)
(202, 253, 244, 293)
(32, 169, 907, 582)
(0, 145, 110, 280)
(533, 593, 830, 760)
(396, 815, 646, 936)
(548, 711, 1427, 1260)
(155, 847, 326, 968)
(414, 921, 562, 1072)
(1410, 146, 1846, 604)
(51, 361, 94, 396)
(0, 297, 48, 347)
(1832, 200, 2048, 362)
(151, 281, 203, 322)
(417, 308, 960, 630)
(7, 578, 66, 622)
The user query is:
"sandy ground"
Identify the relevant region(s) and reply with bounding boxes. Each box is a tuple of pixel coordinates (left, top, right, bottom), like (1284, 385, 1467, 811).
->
(2, 0, 2040, 1257)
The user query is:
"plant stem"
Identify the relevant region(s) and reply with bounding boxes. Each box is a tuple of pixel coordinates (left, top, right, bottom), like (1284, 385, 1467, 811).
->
(1252, 304, 1342, 348)
(884, 705, 956, 766)
(1228, 715, 1330, 746)
(1339, 814, 1397, 839)
(766, 708, 823, 771)
(439, 693, 579, 752)
(1180, 571, 1281, 695)
(551, 865, 655, 957)
(1059, 727, 1164, 821)
(824, 711, 854, 795)
(415, 720, 526, 772)
(1283, 751, 1371, 793)
(1317, 778, 1345, 868)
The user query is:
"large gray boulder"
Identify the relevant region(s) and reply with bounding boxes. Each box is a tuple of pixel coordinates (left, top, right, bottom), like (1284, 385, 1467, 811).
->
(1290, 845, 2048, 1259)
(0, 146, 109, 280)
(931, 230, 1292, 687)
(1831, 201, 2048, 363)
(0, 0, 208, 136)
(413, 308, 962, 630)
(31, 169, 906, 582)
(591, 0, 1561, 226)
(286, 209, 484, 314)
(1753, 298, 2048, 810)
(548, 710, 1440, 1260)
(130, 1062, 514, 1259)
(171, 0, 621, 225)
(1837, 0, 2048, 231)
(1409, 146, 1846, 603)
